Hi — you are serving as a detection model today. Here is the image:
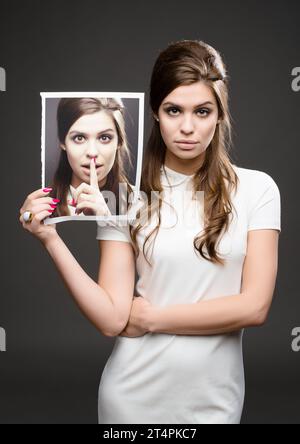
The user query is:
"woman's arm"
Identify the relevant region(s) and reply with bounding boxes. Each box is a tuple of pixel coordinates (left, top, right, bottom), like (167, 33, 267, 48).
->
(44, 235, 135, 337)
(20, 188, 135, 337)
(146, 229, 280, 335)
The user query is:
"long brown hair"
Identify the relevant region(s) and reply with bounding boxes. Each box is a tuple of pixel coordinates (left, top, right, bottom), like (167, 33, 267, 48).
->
(48, 97, 134, 216)
(129, 39, 239, 266)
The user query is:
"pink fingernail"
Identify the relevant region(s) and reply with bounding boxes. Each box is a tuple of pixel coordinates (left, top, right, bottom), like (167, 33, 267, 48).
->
(43, 187, 52, 192)
(52, 198, 60, 203)
(47, 209, 55, 213)
(49, 204, 57, 208)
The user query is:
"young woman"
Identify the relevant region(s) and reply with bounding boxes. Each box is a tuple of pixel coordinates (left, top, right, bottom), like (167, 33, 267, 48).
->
(19, 39, 281, 424)
(47, 97, 134, 217)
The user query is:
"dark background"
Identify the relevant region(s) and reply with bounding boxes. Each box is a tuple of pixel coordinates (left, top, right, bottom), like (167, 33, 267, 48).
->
(0, 0, 299, 424)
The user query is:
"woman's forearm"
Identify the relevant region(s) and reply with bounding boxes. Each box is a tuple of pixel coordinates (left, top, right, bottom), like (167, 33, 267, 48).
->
(43, 235, 120, 337)
(147, 292, 264, 336)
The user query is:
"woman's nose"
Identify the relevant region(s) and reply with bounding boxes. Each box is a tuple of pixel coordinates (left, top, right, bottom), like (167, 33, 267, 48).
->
(86, 140, 99, 156)
(180, 114, 195, 133)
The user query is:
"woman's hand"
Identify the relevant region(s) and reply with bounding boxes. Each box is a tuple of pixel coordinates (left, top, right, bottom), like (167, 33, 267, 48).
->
(19, 188, 59, 245)
(70, 158, 112, 216)
(119, 296, 154, 338)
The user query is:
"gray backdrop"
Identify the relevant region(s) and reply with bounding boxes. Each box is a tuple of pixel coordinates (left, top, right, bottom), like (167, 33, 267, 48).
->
(0, 0, 299, 424)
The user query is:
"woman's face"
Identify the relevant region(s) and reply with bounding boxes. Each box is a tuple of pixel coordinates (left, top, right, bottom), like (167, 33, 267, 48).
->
(156, 81, 220, 174)
(60, 110, 119, 188)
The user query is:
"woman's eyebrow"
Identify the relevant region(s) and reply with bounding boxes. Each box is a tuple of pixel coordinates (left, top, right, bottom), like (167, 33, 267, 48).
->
(69, 128, 114, 135)
(162, 101, 214, 107)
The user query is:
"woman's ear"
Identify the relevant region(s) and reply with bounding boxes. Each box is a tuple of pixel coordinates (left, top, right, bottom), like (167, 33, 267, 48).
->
(153, 113, 159, 122)
(60, 144, 66, 151)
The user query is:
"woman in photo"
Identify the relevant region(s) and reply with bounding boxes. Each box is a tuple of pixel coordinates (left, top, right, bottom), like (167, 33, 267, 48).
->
(19, 39, 281, 424)
(47, 97, 134, 217)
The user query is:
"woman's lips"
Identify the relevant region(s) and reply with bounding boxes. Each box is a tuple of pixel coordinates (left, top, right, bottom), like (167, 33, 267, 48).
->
(175, 142, 198, 150)
(82, 165, 103, 173)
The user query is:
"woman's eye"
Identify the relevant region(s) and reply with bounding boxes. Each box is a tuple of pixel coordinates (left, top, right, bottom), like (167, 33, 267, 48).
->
(72, 135, 85, 143)
(166, 107, 180, 115)
(100, 135, 113, 142)
(197, 109, 210, 116)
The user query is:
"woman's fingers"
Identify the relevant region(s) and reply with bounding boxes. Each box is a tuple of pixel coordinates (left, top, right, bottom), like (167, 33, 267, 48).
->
(75, 201, 110, 216)
(26, 187, 53, 203)
(29, 210, 55, 229)
(72, 183, 94, 204)
(75, 187, 107, 207)
(20, 188, 54, 214)
(20, 202, 59, 217)
(72, 158, 102, 203)
(31, 203, 58, 213)
(27, 187, 53, 201)
(71, 178, 110, 216)
(19, 188, 59, 244)
(76, 192, 93, 204)
(19, 204, 56, 223)
(89, 157, 99, 189)
(22, 197, 59, 212)
(75, 201, 97, 215)
(20, 209, 55, 233)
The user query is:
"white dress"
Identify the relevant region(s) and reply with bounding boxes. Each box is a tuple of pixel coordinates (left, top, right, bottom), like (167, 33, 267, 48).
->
(96, 164, 281, 424)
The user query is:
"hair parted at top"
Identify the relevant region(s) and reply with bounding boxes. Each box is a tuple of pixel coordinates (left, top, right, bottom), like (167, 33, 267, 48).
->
(129, 39, 239, 267)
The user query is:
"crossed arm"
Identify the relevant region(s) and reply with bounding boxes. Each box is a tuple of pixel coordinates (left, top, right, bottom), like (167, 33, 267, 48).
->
(43, 228, 279, 338)
(121, 229, 280, 336)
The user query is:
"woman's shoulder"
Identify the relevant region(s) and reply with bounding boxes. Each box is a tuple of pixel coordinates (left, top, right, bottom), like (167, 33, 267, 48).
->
(231, 164, 281, 213)
(231, 164, 280, 190)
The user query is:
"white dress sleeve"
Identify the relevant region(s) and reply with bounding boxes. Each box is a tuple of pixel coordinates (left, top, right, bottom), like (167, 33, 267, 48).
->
(96, 220, 132, 243)
(95, 183, 142, 244)
(247, 172, 281, 233)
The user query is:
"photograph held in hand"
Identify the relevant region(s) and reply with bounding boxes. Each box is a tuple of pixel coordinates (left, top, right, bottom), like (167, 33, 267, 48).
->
(40, 93, 144, 224)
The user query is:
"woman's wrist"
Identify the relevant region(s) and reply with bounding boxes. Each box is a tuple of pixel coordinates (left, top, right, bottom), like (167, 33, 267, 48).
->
(146, 305, 161, 333)
(41, 232, 61, 250)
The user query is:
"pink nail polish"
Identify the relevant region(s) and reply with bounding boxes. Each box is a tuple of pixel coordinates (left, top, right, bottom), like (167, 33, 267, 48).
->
(47, 209, 55, 213)
(52, 198, 60, 203)
(43, 187, 52, 193)
(49, 204, 57, 208)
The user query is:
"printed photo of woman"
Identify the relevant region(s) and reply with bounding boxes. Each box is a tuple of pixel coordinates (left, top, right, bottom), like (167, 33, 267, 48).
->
(41, 95, 143, 222)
